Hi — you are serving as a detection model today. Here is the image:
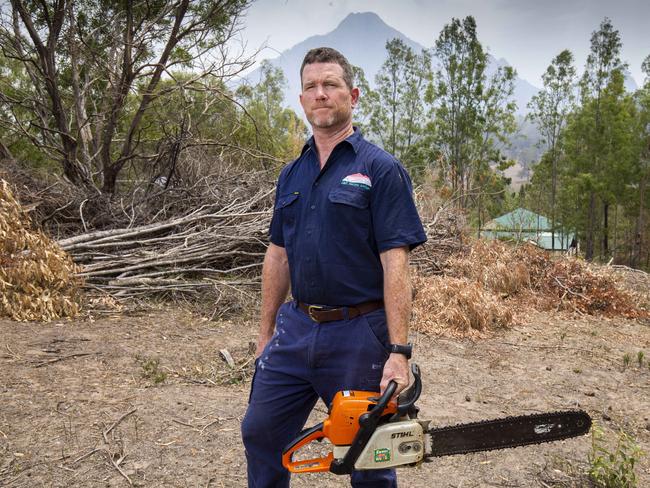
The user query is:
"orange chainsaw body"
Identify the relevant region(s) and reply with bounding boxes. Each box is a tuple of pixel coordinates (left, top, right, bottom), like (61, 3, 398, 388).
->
(328, 390, 398, 445)
(282, 390, 398, 473)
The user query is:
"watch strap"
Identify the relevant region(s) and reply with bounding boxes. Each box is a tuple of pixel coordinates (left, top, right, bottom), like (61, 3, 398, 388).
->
(389, 343, 412, 359)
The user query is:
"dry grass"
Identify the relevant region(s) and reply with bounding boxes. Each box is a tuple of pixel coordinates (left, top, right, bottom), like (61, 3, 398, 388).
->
(412, 239, 646, 337)
(0, 179, 82, 321)
(412, 275, 514, 337)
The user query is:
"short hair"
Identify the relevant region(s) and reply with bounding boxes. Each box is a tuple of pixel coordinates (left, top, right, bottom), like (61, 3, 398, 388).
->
(300, 47, 354, 89)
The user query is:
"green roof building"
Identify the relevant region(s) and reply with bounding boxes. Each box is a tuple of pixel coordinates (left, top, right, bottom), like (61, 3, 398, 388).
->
(481, 208, 574, 251)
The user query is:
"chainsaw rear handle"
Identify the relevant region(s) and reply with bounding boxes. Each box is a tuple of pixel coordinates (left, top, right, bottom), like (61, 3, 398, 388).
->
(330, 381, 397, 474)
(397, 363, 422, 417)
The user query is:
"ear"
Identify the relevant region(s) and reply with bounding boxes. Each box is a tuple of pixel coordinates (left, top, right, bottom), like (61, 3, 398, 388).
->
(350, 87, 360, 109)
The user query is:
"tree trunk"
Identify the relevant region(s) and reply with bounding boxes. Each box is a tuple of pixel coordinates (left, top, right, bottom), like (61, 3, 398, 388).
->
(0, 141, 13, 160)
(634, 163, 647, 268)
(602, 201, 609, 257)
(586, 192, 596, 261)
(102, 165, 120, 196)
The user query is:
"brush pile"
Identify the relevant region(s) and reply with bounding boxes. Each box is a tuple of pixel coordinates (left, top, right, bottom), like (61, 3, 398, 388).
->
(57, 187, 273, 298)
(411, 202, 467, 274)
(412, 275, 514, 337)
(0, 180, 82, 321)
(411, 239, 645, 337)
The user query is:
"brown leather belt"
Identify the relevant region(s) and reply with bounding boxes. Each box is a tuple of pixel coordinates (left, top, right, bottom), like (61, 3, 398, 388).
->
(297, 300, 384, 323)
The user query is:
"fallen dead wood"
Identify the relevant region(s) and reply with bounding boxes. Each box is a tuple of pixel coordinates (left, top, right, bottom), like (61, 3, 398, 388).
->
(58, 188, 273, 297)
(103, 408, 138, 443)
(33, 352, 96, 368)
(55, 183, 465, 300)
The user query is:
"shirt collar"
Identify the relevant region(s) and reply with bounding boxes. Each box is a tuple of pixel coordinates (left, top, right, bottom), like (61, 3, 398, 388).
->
(300, 126, 363, 156)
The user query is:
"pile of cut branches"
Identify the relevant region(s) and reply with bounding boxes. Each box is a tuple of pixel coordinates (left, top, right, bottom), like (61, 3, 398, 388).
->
(546, 259, 642, 318)
(411, 202, 467, 274)
(58, 187, 273, 297)
(412, 239, 646, 337)
(0, 179, 82, 321)
(412, 275, 514, 337)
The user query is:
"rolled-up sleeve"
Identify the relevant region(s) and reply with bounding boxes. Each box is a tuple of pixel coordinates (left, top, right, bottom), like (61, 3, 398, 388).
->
(370, 159, 427, 253)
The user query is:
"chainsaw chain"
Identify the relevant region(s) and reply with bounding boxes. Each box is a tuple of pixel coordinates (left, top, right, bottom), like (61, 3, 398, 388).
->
(426, 410, 592, 458)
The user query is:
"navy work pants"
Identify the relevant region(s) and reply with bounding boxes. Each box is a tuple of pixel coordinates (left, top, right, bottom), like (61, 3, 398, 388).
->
(241, 301, 397, 487)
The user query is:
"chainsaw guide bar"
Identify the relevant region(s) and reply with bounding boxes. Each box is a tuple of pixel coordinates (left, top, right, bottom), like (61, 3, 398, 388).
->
(427, 410, 592, 457)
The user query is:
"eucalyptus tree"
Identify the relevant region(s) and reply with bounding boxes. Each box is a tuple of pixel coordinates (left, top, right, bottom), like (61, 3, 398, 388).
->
(577, 17, 627, 259)
(527, 50, 577, 249)
(0, 0, 251, 195)
(235, 61, 307, 167)
(367, 38, 432, 175)
(432, 15, 516, 209)
(631, 55, 650, 266)
(350, 65, 377, 131)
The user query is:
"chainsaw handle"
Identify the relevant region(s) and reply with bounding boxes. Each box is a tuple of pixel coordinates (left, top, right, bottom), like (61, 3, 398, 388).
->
(397, 363, 422, 416)
(368, 380, 397, 407)
(330, 381, 397, 474)
(282, 422, 333, 473)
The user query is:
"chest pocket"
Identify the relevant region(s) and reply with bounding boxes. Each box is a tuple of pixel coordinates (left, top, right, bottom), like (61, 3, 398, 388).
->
(327, 187, 371, 241)
(328, 187, 370, 209)
(278, 192, 300, 245)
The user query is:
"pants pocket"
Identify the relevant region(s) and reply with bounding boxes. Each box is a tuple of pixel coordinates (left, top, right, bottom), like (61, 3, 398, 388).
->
(248, 357, 261, 404)
(361, 310, 391, 358)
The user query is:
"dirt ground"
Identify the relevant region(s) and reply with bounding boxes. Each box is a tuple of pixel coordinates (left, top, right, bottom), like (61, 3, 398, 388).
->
(1, 305, 649, 487)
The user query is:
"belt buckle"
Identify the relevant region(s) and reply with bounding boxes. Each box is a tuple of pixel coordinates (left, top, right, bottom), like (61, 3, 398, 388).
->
(308, 305, 324, 322)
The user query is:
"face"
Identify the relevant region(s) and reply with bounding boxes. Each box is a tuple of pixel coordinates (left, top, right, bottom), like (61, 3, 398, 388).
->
(300, 62, 359, 130)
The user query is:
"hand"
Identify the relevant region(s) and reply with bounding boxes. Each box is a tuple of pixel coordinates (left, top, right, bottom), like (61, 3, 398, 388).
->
(380, 353, 410, 399)
(255, 329, 274, 358)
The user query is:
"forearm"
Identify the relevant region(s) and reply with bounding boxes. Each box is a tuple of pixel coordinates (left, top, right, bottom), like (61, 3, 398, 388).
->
(380, 247, 411, 345)
(379, 246, 412, 395)
(257, 243, 290, 355)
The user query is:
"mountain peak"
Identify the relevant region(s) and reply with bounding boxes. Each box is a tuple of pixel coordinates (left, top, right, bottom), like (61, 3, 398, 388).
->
(337, 11, 388, 29)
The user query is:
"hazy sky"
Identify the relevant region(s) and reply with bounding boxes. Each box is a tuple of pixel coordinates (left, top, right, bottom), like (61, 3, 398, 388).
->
(239, 0, 650, 87)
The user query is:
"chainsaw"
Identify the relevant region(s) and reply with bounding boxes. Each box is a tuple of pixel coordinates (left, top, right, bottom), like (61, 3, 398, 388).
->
(283, 364, 591, 474)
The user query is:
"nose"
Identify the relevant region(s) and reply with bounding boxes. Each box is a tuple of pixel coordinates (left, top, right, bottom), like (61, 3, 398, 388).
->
(314, 84, 327, 100)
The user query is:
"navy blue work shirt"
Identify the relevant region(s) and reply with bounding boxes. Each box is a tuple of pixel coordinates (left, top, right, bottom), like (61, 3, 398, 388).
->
(269, 128, 427, 306)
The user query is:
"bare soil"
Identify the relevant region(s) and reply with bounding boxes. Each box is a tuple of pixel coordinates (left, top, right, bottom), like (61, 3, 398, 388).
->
(1, 307, 649, 487)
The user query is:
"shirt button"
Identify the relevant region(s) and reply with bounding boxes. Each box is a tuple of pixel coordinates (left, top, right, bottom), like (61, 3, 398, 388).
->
(306, 257, 311, 262)
(307, 230, 312, 235)
(314, 182, 319, 187)
(310, 205, 316, 210)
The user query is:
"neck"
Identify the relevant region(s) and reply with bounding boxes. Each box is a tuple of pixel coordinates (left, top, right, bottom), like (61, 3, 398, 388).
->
(312, 122, 354, 169)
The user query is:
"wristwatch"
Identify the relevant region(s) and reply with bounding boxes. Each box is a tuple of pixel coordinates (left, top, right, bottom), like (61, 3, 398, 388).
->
(389, 343, 412, 359)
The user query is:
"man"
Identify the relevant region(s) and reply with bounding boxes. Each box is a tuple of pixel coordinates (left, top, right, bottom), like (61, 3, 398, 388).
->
(241, 47, 426, 488)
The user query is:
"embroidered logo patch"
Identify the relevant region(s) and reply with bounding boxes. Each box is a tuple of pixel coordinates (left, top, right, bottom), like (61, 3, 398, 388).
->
(342, 173, 372, 190)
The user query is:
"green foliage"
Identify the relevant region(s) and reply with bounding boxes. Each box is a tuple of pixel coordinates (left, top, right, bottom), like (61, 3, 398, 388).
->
(363, 38, 433, 177)
(526, 50, 576, 249)
(235, 61, 307, 167)
(588, 425, 644, 487)
(0, 52, 53, 169)
(522, 17, 650, 266)
(136, 355, 168, 385)
(622, 353, 631, 369)
(637, 351, 645, 366)
(0, 0, 252, 193)
(431, 16, 516, 208)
